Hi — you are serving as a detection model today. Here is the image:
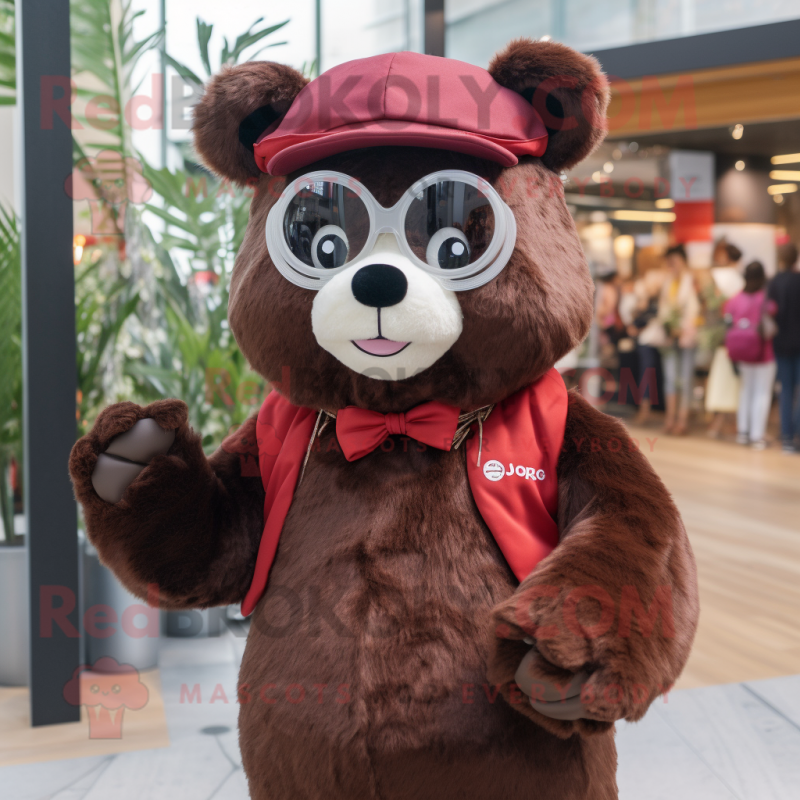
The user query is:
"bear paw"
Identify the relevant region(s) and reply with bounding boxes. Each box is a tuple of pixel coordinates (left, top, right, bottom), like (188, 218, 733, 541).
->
(70, 399, 188, 505)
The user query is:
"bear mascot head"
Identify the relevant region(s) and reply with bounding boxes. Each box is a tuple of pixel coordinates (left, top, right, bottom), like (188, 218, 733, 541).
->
(193, 41, 608, 412)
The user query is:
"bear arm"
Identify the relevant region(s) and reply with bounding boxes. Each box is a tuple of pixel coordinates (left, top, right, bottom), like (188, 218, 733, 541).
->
(488, 390, 699, 737)
(72, 404, 265, 609)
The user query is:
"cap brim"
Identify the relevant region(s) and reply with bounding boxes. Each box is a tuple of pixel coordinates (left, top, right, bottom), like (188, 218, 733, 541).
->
(258, 119, 547, 176)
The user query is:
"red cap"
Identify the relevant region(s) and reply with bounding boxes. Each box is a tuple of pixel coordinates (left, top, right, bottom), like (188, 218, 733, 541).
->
(254, 51, 548, 176)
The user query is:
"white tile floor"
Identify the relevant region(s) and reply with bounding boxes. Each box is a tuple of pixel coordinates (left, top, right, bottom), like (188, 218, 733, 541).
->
(2, 629, 799, 800)
(616, 679, 800, 800)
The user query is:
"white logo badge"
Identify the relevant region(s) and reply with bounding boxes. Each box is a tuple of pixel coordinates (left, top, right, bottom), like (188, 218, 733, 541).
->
(482, 460, 505, 481)
(482, 461, 546, 482)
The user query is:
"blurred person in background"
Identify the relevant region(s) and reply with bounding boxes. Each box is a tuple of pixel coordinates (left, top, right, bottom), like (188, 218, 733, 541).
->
(658, 245, 700, 435)
(704, 239, 744, 438)
(595, 267, 624, 401)
(618, 274, 640, 333)
(628, 247, 666, 425)
(725, 261, 778, 449)
(596, 268, 624, 350)
(616, 272, 640, 404)
(769, 243, 800, 452)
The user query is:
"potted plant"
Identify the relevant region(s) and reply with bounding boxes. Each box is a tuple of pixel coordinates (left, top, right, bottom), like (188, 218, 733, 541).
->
(140, 16, 289, 638)
(0, 204, 29, 687)
(0, 3, 28, 686)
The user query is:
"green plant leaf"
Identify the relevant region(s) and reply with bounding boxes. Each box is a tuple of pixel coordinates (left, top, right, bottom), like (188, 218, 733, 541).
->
(196, 18, 214, 76)
(165, 53, 203, 87)
(0, 202, 22, 544)
(0, 0, 15, 104)
(228, 19, 289, 64)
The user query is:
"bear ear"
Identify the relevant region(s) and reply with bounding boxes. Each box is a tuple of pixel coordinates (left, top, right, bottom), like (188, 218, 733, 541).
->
(489, 39, 610, 173)
(193, 62, 308, 185)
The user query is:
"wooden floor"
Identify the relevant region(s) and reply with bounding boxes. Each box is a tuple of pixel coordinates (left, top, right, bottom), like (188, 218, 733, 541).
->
(0, 669, 169, 767)
(624, 420, 800, 690)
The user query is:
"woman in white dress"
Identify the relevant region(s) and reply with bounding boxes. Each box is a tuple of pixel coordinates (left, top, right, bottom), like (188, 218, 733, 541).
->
(705, 239, 744, 438)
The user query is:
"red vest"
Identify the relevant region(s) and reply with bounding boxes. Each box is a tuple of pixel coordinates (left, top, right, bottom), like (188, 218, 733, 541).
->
(240, 368, 567, 616)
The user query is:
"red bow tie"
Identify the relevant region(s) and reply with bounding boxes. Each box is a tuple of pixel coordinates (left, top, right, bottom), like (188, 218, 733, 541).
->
(335, 401, 461, 462)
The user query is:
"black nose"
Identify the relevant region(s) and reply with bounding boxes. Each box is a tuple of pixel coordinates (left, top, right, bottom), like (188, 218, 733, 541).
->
(351, 264, 408, 308)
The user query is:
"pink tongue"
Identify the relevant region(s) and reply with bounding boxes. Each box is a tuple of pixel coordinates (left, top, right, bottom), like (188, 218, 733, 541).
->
(353, 338, 409, 356)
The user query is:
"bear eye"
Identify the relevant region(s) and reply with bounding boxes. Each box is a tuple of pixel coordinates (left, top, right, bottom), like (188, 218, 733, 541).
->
(311, 225, 349, 270)
(90, 684, 99, 693)
(426, 227, 471, 270)
(112, 684, 121, 694)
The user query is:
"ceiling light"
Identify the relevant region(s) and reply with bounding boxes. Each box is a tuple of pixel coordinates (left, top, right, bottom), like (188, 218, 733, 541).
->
(770, 170, 800, 180)
(731, 124, 744, 140)
(603, 161, 614, 173)
(735, 160, 745, 171)
(774, 194, 785, 205)
(767, 183, 798, 195)
(655, 198, 675, 208)
(540, 34, 552, 42)
(771, 153, 800, 165)
(611, 210, 676, 223)
(592, 171, 604, 183)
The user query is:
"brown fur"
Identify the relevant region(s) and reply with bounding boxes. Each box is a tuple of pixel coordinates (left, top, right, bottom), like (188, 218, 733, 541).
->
(489, 392, 699, 739)
(69, 41, 697, 800)
(489, 39, 610, 172)
(70, 404, 264, 608)
(236, 422, 618, 799)
(193, 61, 307, 185)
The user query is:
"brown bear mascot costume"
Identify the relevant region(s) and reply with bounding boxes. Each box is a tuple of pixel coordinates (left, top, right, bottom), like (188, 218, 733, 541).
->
(70, 39, 699, 800)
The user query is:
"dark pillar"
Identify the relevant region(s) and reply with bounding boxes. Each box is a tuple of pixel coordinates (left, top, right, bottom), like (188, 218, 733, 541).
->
(17, 0, 80, 726)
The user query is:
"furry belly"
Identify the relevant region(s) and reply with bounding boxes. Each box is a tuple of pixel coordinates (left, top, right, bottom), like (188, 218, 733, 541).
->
(237, 434, 616, 799)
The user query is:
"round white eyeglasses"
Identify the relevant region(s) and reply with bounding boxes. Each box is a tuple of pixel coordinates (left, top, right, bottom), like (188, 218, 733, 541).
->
(265, 169, 517, 292)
